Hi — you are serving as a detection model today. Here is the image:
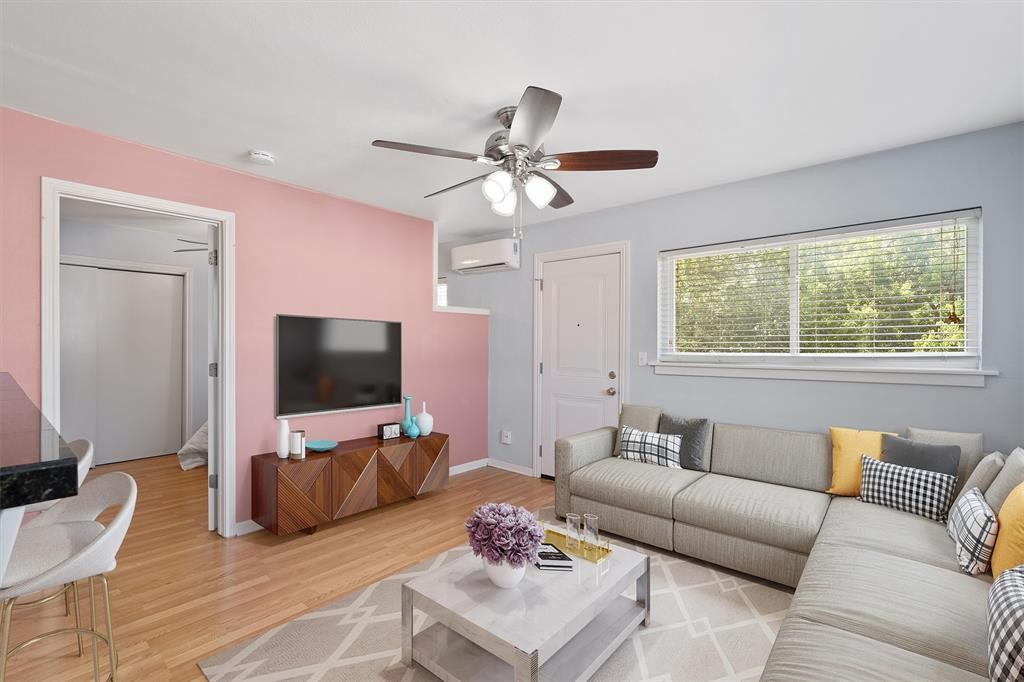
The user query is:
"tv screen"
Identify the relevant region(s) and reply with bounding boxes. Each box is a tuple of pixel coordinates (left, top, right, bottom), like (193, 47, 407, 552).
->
(276, 315, 402, 417)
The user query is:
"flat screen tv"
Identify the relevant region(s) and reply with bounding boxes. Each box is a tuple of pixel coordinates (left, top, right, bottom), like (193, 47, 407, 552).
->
(276, 315, 402, 417)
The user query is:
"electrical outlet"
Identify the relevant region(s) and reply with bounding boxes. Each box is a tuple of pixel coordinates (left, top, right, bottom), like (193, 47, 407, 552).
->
(638, 351, 648, 366)
(500, 430, 512, 445)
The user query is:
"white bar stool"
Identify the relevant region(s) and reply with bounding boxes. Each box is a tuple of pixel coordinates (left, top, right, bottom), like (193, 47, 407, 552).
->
(0, 472, 137, 682)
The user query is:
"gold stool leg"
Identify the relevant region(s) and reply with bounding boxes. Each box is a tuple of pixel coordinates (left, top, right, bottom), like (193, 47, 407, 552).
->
(64, 584, 70, 617)
(72, 581, 83, 657)
(98, 576, 116, 682)
(87, 577, 100, 682)
(0, 598, 15, 682)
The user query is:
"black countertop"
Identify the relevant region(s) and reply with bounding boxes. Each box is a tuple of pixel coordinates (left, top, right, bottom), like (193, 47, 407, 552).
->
(0, 372, 79, 509)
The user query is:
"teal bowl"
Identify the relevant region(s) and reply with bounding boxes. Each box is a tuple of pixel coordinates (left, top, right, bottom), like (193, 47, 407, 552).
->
(306, 439, 338, 452)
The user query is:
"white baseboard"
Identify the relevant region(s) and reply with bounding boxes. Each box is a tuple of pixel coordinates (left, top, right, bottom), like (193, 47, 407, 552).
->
(449, 458, 488, 476)
(234, 519, 263, 536)
(485, 458, 536, 477)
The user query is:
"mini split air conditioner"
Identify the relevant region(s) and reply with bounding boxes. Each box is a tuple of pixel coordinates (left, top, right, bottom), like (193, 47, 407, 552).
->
(451, 238, 520, 274)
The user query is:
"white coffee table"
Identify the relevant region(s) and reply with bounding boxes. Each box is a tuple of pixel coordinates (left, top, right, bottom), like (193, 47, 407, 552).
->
(401, 539, 650, 682)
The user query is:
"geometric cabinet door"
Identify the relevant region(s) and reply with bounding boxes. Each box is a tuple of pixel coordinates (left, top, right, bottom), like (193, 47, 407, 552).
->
(275, 457, 331, 535)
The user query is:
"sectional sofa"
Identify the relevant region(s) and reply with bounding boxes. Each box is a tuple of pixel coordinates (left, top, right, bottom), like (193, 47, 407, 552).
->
(555, 420, 992, 680)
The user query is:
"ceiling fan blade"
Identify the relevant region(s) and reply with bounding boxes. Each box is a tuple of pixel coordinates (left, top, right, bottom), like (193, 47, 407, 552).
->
(545, 150, 658, 171)
(508, 86, 562, 152)
(424, 174, 490, 198)
(176, 237, 207, 245)
(372, 139, 481, 162)
(532, 171, 574, 209)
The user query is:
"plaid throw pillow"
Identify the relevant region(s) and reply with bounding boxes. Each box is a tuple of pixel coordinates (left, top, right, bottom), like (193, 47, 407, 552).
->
(619, 426, 684, 468)
(859, 455, 956, 522)
(948, 487, 1000, 575)
(989, 566, 1024, 682)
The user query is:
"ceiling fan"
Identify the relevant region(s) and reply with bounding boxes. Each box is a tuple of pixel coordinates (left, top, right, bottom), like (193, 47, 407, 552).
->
(371, 86, 658, 221)
(173, 237, 207, 253)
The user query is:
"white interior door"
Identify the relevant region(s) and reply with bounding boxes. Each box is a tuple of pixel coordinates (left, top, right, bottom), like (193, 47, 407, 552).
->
(61, 264, 185, 465)
(539, 253, 622, 477)
(207, 224, 219, 531)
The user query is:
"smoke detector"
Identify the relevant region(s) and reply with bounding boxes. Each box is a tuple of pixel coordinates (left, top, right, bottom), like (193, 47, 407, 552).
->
(246, 149, 276, 166)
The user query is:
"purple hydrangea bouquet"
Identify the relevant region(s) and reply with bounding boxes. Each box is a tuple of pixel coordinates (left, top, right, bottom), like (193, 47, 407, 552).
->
(465, 503, 544, 587)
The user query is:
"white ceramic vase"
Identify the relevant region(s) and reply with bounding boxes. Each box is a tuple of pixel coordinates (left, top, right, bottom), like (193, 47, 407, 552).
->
(276, 419, 290, 458)
(416, 401, 434, 436)
(483, 559, 525, 589)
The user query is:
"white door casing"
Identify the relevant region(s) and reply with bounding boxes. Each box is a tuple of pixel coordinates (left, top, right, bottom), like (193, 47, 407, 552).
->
(535, 243, 628, 477)
(207, 224, 219, 531)
(41, 178, 237, 537)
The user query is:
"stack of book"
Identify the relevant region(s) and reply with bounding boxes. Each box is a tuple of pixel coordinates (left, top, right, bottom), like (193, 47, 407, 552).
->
(535, 543, 574, 571)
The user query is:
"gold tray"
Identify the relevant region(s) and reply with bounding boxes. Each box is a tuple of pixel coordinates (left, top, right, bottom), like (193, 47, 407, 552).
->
(544, 529, 611, 564)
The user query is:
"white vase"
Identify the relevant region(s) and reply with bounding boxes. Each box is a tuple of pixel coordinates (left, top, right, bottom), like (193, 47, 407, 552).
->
(483, 559, 525, 589)
(416, 401, 434, 436)
(276, 419, 290, 458)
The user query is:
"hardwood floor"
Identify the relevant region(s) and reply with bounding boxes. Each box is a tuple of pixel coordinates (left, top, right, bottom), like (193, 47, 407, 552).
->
(6, 455, 554, 681)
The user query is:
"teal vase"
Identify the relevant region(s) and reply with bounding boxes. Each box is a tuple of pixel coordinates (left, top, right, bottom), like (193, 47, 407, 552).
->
(407, 416, 421, 439)
(401, 395, 413, 435)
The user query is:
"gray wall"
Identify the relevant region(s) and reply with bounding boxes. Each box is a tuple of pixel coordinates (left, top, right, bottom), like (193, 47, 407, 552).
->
(61, 220, 209, 435)
(440, 123, 1024, 468)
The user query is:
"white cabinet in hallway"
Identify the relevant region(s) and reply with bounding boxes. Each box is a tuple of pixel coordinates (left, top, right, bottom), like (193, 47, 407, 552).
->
(61, 263, 185, 464)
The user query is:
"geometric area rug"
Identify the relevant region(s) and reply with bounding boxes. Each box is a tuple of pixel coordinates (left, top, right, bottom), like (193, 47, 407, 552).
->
(199, 537, 792, 681)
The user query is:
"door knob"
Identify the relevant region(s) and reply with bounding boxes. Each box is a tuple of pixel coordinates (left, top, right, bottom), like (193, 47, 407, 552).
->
(606, 387, 617, 396)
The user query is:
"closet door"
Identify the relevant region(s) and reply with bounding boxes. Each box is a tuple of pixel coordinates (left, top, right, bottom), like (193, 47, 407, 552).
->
(60, 264, 99, 446)
(94, 268, 184, 464)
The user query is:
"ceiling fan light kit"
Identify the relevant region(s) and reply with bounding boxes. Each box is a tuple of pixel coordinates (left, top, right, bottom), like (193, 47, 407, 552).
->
(481, 170, 513, 203)
(490, 186, 518, 217)
(371, 85, 659, 238)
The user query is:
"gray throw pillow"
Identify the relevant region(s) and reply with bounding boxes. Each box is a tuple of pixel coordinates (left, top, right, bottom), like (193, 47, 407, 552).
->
(908, 426, 984, 495)
(613, 404, 662, 456)
(985, 447, 1024, 513)
(953, 451, 1005, 507)
(882, 433, 960, 477)
(658, 414, 710, 471)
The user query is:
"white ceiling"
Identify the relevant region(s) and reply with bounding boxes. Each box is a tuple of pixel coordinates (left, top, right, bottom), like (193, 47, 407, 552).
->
(62, 198, 212, 240)
(3, 2, 1022, 241)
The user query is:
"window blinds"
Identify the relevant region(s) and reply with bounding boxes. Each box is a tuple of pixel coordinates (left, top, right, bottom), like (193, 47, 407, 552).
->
(658, 210, 980, 361)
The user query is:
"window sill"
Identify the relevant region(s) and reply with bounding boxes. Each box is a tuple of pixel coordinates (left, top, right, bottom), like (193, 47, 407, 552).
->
(651, 361, 997, 387)
(432, 305, 490, 316)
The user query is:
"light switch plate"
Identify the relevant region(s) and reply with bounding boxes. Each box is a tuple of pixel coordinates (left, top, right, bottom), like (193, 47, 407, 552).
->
(500, 430, 512, 445)
(638, 351, 648, 366)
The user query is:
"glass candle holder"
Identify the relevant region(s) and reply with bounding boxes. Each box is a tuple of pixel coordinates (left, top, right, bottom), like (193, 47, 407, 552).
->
(583, 513, 599, 556)
(565, 513, 581, 550)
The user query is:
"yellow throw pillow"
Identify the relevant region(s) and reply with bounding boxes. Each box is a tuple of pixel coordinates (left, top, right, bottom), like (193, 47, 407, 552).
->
(828, 427, 896, 496)
(992, 481, 1024, 578)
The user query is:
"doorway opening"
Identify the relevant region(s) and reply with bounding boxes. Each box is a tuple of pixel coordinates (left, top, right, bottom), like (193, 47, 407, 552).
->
(41, 179, 237, 537)
(532, 241, 630, 478)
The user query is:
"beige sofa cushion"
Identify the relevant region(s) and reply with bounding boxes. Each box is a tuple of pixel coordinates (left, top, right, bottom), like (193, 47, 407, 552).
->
(709, 423, 831, 492)
(612, 404, 661, 456)
(673, 473, 830, 554)
(763, 617, 987, 681)
(816, 496, 971, 575)
(569, 457, 704, 518)
(789, 543, 990, 676)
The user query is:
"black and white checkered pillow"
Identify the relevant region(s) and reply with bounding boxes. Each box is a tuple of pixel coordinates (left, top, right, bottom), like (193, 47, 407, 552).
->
(619, 426, 684, 468)
(947, 487, 1000, 575)
(859, 455, 956, 522)
(989, 566, 1024, 682)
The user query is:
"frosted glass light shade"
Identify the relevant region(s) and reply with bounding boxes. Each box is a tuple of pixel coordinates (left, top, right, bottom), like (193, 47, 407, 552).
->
(481, 171, 513, 203)
(491, 189, 517, 216)
(525, 174, 556, 209)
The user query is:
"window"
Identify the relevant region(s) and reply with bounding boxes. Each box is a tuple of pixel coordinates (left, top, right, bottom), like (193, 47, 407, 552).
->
(436, 277, 448, 307)
(658, 210, 980, 367)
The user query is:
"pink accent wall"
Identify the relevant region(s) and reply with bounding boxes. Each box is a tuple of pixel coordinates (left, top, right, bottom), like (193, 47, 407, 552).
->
(0, 108, 489, 523)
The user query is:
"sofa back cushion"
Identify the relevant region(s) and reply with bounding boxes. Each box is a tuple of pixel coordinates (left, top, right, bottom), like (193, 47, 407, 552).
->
(709, 423, 832, 491)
